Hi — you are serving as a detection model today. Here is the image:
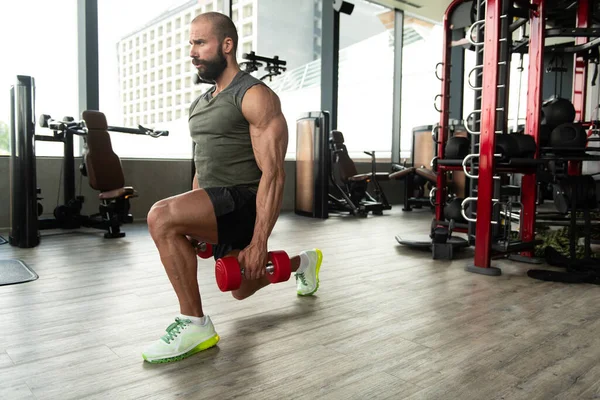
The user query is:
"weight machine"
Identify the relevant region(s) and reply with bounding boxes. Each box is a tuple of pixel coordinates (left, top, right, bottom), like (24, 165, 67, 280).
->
(240, 51, 287, 81)
(9, 75, 168, 248)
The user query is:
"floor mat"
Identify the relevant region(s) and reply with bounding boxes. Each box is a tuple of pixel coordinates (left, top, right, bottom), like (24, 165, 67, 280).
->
(0, 259, 38, 286)
(0, 235, 7, 245)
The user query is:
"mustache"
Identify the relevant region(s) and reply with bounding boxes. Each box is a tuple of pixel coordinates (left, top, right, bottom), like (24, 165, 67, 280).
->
(191, 58, 204, 66)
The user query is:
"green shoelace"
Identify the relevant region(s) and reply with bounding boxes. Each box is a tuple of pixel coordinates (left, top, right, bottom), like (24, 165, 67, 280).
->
(161, 317, 191, 344)
(296, 272, 308, 286)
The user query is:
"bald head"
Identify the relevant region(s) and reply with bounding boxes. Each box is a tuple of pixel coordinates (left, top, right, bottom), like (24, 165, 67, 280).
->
(192, 12, 238, 54)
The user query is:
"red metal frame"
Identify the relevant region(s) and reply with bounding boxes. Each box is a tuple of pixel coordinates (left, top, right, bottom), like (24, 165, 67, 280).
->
(472, 0, 502, 269)
(435, 0, 468, 222)
(569, 0, 590, 175)
(520, 0, 545, 257)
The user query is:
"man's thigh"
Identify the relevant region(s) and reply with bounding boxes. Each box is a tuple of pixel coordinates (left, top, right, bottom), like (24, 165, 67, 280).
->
(154, 188, 218, 244)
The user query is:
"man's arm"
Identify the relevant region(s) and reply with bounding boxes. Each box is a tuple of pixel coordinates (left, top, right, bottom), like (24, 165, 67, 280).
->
(238, 84, 288, 279)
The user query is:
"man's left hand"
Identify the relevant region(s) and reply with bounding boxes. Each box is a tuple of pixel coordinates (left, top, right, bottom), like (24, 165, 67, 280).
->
(238, 242, 268, 280)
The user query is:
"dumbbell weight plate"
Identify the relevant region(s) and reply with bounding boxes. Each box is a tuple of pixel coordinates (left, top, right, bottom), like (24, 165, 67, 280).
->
(196, 242, 213, 259)
(215, 256, 243, 292)
(265, 250, 292, 284)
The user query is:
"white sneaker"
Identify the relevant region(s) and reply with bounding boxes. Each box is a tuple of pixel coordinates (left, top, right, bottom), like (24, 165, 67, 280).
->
(295, 249, 323, 296)
(142, 316, 220, 363)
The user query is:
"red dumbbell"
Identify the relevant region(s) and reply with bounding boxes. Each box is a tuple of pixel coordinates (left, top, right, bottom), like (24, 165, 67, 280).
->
(215, 250, 291, 292)
(188, 237, 213, 259)
(194, 241, 213, 259)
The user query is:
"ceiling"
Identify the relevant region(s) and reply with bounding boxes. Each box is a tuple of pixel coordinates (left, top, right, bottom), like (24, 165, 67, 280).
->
(367, 0, 454, 23)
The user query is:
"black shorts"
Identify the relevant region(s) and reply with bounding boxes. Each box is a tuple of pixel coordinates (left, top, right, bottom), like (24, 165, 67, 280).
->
(204, 186, 257, 260)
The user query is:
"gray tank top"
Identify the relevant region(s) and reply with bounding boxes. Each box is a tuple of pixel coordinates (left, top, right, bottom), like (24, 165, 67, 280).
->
(189, 71, 264, 191)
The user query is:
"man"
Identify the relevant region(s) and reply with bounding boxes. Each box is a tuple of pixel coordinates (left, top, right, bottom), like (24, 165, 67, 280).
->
(141, 12, 323, 364)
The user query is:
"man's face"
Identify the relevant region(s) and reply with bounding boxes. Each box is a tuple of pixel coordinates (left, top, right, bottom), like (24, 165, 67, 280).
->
(189, 21, 228, 82)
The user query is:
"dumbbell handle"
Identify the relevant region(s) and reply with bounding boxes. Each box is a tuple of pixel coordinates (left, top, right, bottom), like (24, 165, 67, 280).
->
(240, 262, 275, 275)
(195, 242, 208, 252)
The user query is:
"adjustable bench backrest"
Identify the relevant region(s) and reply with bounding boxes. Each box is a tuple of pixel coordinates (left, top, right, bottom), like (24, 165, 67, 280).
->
(81, 111, 125, 192)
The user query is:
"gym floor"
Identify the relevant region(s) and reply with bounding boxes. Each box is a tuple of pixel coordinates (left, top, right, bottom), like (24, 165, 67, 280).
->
(1, 209, 600, 399)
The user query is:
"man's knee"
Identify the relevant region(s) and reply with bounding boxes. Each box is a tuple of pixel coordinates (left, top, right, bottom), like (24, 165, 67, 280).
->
(147, 199, 172, 239)
(231, 290, 251, 301)
(230, 279, 269, 301)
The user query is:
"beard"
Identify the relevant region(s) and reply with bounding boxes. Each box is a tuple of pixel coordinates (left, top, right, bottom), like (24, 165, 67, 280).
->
(192, 46, 227, 84)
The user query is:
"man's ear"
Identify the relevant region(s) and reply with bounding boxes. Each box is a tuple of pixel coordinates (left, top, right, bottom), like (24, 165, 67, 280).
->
(223, 38, 234, 55)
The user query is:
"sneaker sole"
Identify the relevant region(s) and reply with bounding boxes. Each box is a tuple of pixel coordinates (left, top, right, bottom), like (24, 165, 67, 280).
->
(297, 248, 322, 296)
(143, 334, 220, 364)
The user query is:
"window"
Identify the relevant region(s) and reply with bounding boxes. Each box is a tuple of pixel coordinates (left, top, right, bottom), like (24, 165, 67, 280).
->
(243, 23, 252, 37)
(206, 3, 213, 12)
(398, 15, 443, 159)
(338, 1, 395, 159)
(243, 4, 252, 18)
(243, 41, 252, 54)
(232, 10, 238, 23)
(99, 1, 197, 158)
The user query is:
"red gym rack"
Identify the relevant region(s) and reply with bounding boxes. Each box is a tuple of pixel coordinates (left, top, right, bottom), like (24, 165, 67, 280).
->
(436, 0, 592, 272)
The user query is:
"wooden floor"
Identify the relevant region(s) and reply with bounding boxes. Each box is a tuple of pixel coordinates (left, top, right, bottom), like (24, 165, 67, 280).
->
(1, 208, 600, 400)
